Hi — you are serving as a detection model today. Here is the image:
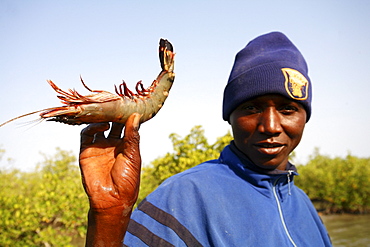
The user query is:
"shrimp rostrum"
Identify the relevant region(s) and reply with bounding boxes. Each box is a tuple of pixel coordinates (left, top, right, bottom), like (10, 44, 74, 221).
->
(0, 39, 175, 127)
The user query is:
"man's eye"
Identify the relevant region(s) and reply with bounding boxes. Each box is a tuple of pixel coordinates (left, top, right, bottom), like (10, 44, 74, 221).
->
(242, 105, 260, 113)
(244, 106, 256, 110)
(280, 105, 298, 114)
(242, 105, 256, 110)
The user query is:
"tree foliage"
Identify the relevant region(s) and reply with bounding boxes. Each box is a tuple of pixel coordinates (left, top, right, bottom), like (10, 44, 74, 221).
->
(138, 125, 233, 204)
(295, 148, 370, 213)
(0, 148, 88, 246)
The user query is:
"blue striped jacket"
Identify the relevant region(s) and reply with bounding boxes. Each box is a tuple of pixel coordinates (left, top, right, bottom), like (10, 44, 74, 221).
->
(124, 144, 331, 246)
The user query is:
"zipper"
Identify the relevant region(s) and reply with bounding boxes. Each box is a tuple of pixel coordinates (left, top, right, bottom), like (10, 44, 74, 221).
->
(287, 170, 293, 196)
(272, 173, 297, 247)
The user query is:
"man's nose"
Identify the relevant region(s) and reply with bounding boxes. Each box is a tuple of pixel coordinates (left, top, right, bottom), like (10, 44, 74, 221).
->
(258, 108, 283, 135)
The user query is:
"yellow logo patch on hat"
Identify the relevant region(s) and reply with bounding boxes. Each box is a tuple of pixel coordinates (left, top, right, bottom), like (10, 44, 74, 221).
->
(282, 68, 309, 100)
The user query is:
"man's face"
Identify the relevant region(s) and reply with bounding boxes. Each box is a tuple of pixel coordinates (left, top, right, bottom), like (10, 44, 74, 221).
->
(229, 94, 306, 170)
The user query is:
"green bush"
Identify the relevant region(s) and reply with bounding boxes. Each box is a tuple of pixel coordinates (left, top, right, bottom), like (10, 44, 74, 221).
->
(0, 148, 88, 246)
(295, 149, 370, 213)
(138, 126, 233, 205)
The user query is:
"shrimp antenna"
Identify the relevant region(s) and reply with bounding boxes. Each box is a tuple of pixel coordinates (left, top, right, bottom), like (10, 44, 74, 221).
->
(0, 108, 55, 127)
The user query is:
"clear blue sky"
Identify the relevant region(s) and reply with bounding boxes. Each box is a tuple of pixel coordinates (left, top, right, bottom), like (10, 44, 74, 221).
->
(1, 0, 369, 171)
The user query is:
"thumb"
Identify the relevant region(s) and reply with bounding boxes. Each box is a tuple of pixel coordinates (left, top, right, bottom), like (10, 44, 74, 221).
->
(122, 113, 142, 163)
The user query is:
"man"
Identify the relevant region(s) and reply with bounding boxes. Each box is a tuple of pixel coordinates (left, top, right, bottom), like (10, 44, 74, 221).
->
(79, 32, 332, 246)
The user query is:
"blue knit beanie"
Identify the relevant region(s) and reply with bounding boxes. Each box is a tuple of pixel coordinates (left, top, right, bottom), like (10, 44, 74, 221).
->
(222, 32, 312, 122)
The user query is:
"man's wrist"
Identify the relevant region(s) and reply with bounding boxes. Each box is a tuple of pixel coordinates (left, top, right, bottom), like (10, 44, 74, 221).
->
(86, 207, 133, 246)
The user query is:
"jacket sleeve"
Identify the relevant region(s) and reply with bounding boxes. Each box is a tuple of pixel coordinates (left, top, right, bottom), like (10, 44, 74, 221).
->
(123, 170, 206, 247)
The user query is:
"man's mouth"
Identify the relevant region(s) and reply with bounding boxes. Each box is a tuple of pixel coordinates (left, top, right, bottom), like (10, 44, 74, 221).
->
(254, 142, 285, 155)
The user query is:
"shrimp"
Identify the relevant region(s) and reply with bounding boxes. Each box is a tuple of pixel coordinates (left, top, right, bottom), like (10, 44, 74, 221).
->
(0, 39, 175, 127)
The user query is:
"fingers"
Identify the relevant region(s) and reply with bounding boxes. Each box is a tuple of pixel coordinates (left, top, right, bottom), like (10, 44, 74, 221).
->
(80, 114, 141, 147)
(81, 123, 110, 145)
(107, 123, 125, 139)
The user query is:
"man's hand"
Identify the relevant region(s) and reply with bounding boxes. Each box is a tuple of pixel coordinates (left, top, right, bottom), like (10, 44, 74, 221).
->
(79, 113, 142, 246)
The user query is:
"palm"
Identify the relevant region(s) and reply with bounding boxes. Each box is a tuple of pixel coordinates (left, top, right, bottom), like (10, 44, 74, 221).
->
(79, 114, 141, 212)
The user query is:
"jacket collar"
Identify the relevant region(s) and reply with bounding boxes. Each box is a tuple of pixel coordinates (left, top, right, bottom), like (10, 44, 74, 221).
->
(229, 141, 297, 175)
(219, 143, 298, 198)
